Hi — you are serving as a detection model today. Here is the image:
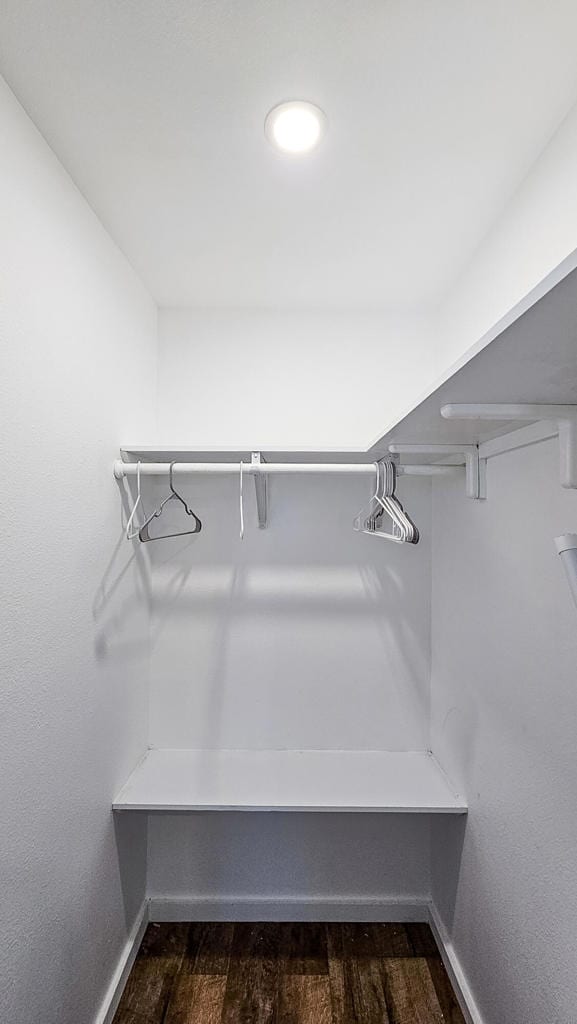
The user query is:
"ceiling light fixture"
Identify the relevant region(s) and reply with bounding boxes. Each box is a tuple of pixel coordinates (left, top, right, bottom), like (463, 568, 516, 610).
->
(265, 100, 327, 155)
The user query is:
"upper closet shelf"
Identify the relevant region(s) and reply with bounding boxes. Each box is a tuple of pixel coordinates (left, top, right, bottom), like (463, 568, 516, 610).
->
(370, 267, 577, 459)
(120, 446, 371, 463)
(112, 748, 467, 814)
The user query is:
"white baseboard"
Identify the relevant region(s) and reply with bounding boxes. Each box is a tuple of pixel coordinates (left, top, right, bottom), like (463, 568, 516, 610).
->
(149, 895, 429, 923)
(428, 903, 485, 1024)
(94, 902, 149, 1024)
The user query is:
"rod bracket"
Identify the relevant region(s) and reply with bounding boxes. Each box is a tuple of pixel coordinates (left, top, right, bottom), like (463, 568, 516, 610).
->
(251, 452, 268, 528)
(441, 404, 577, 489)
(388, 443, 483, 499)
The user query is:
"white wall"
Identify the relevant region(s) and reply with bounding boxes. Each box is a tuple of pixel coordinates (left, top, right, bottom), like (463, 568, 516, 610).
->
(363, 98, 577, 448)
(430, 438, 577, 1024)
(158, 309, 436, 451)
(146, 473, 431, 752)
(435, 98, 577, 392)
(0, 77, 156, 1024)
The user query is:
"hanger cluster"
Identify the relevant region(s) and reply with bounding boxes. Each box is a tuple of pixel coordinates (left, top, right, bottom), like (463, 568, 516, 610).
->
(353, 460, 419, 544)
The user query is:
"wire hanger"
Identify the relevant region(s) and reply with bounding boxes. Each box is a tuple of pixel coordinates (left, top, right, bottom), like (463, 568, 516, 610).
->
(138, 462, 202, 543)
(125, 460, 143, 540)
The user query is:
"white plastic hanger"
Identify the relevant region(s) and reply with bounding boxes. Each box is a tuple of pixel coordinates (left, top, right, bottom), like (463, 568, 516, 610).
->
(377, 462, 418, 544)
(377, 462, 419, 544)
(380, 462, 419, 543)
(125, 461, 143, 540)
(354, 461, 419, 544)
(354, 462, 385, 534)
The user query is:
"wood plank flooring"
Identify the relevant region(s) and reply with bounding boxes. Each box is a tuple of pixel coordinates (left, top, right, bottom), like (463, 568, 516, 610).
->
(112, 922, 465, 1024)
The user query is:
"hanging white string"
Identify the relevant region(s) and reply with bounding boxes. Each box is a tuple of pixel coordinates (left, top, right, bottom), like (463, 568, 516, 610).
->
(126, 461, 143, 540)
(239, 460, 244, 539)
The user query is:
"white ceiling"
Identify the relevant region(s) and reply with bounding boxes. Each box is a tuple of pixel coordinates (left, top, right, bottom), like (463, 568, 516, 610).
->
(1, 0, 577, 308)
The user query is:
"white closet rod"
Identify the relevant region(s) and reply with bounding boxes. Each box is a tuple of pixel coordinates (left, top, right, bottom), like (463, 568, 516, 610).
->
(113, 460, 460, 479)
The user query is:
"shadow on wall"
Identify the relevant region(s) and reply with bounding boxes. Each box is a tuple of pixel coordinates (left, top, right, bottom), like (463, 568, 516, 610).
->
(149, 558, 429, 749)
(430, 815, 468, 931)
(92, 479, 153, 662)
(91, 477, 151, 950)
(113, 813, 148, 929)
(138, 472, 432, 752)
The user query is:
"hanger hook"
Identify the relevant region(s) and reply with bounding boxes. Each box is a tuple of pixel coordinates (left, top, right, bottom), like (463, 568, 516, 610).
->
(372, 461, 381, 501)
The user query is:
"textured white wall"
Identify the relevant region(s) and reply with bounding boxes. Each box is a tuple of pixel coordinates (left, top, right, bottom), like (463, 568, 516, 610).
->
(430, 438, 577, 1024)
(146, 472, 431, 752)
(158, 308, 436, 451)
(0, 78, 156, 1024)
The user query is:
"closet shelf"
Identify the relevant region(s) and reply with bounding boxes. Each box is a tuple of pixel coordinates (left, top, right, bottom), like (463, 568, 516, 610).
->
(112, 749, 467, 814)
(119, 446, 370, 463)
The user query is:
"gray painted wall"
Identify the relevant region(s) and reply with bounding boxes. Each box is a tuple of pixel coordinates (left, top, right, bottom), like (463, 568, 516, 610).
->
(0, 78, 156, 1024)
(431, 437, 577, 1024)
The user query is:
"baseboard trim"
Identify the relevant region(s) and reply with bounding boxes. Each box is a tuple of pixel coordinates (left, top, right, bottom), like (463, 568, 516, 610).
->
(94, 902, 149, 1024)
(428, 903, 485, 1024)
(149, 895, 429, 923)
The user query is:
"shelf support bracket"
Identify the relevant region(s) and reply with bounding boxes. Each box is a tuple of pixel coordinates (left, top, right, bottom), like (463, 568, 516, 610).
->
(441, 404, 577, 489)
(251, 451, 268, 528)
(388, 443, 483, 499)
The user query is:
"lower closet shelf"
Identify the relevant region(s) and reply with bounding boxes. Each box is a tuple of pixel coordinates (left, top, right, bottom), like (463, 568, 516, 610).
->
(112, 749, 467, 814)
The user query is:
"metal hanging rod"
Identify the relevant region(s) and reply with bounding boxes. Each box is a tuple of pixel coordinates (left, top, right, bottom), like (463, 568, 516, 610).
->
(115, 457, 462, 536)
(113, 460, 461, 479)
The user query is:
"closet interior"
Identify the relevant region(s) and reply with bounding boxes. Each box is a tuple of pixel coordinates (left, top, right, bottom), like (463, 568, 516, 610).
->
(2, 5, 577, 1024)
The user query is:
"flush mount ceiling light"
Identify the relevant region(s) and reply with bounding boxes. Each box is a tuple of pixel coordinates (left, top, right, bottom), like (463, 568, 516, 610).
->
(265, 100, 327, 155)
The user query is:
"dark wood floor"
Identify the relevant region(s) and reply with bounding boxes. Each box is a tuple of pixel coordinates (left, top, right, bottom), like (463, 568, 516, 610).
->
(113, 921, 465, 1024)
